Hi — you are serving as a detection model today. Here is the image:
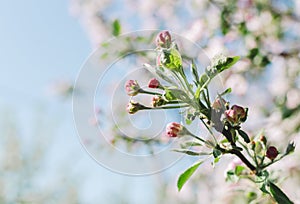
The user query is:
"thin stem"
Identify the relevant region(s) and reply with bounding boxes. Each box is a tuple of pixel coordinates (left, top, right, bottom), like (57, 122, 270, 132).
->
(150, 105, 189, 110)
(167, 100, 186, 104)
(188, 132, 214, 148)
(178, 67, 194, 95)
(200, 118, 218, 145)
(139, 89, 162, 96)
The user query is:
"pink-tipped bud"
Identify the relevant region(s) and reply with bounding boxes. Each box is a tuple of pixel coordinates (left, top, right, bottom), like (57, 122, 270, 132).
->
(148, 78, 161, 89)
(224, 105, 248, 126)
(266, 146, 278, 160)
(125, 80, 140, 96)
(224, 109, 239, 125)
(156, 31, 172, 48)
(165, 122, 183, 137)
(126, 100, 145, 114)
(231, 105, 247, 121)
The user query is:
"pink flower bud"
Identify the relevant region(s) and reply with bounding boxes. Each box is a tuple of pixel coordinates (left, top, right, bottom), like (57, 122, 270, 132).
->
(151, 96, 165, 107)
(148, 78, 161, 89)
(231, 105, 247, 121)
(224, 105, 248, 126)
(165, 122, 183, 137)
(224, 109, 239, 125)
(266, 146, 278, 160)
(156, 30, 172, 48)
(126, 100, 144, 114)
(125, 80, 140, 96)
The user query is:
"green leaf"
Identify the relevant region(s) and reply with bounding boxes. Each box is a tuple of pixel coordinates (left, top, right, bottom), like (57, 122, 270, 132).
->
(190, 60, 199, 83)
(180, 140, 203, 149)
(199, 73, 209, 86)
(226, 170, 238, 182)
(260, 183, 270, 194)
(218, 56, 240, 72)
(177, 161, 203, 191)
(220, 88, 232, 96)
(247, 192, 257, 202)
(234, 165, 245, 176)
(269, 181, 294, 204)
(185, 118, 192, 125)
(214, 157, 220, 164)
(248, 48, 259, 60)
(112, 19, 121, 36)
(195, 74, 210, 99)
(167, 88, 191, 103)
(164, 89, 177, 101)
(237, 129, 250, 143)
(172, 149, 209, 156)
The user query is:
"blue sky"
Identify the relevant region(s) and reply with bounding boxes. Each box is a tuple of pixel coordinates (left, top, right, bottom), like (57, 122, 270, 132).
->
(0, 0, 90, 104)
(0, 1, 164, 203)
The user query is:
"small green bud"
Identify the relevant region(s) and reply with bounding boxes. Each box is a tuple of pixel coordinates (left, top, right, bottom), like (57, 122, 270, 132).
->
(250, 141, 256, 150)
(260, 135, 267, 145)
(255, 141, 263, 155)
(285, 142, 295, 155)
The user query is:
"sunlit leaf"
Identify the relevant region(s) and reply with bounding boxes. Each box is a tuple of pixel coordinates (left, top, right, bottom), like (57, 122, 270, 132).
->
(269, 181, 294, 204)
(112, 19, 121, 36)
(237, 129, 250, 143)
(177, 161, 203, 191)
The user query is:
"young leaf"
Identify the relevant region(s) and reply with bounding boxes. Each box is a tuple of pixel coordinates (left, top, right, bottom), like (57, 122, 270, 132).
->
(164, 89, 177, 101)
(234, 165, 245, 176)
(217, 56, 240, 73)
(190, 60, 199, 83)
(172, 149, 210, 156)
(238, 129, 250, 143)
(220, 87, 232, 96)
(167, 88, 191, 103)
(177, 161, 203, 191)
(112, 19, 121, 36)
(269, 181, 294, 204)
(260, 182, 270, 194)
(180, 140, 203, 149)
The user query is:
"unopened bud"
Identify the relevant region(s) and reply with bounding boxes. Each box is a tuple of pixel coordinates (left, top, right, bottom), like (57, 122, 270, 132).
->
(266, 146, 278, 160)
(126, 100, 146, 114)
(125, 80, 140, 96)
(165, 122, 183, 137)
(250, 141, 256, 150)
(148, 78, 161, 89)
(260, 135, 267, 145)
(156, 31, 172, 48)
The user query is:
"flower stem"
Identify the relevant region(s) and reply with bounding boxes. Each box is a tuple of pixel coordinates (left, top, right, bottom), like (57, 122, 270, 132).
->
(139, 89, 162, 96)
(151, 105, 189, 110)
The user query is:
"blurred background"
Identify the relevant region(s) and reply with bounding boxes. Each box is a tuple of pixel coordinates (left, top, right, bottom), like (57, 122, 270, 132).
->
(1, 0, 300, 203)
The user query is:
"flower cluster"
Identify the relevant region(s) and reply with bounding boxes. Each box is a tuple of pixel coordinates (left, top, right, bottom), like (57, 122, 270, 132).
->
(124, 30, 295, 203)
(224, 104, 248, 126)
